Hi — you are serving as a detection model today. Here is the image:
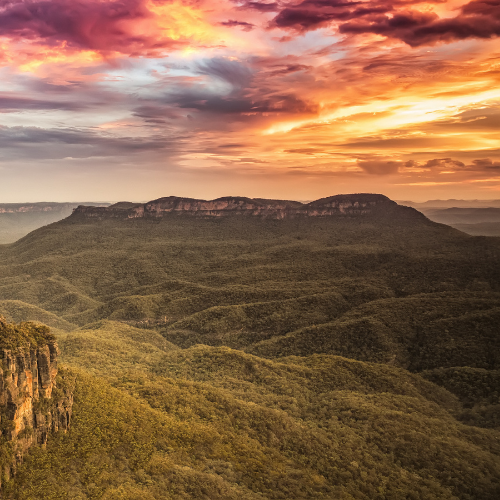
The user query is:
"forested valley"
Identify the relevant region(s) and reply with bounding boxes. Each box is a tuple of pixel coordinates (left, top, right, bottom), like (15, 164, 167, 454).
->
(0, 196, 498, 499)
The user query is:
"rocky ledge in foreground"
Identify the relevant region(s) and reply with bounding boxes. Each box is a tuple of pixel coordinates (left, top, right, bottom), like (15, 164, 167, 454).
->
(0, 316, 74, 487)
(72, 193, 424, 220)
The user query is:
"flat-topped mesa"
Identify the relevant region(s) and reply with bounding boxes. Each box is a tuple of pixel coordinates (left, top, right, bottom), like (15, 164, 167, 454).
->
(304, 193, 396, 216)
(0, 316, 74, 486)
(72, 194, 423, 220)
(141, 196, 304, 219)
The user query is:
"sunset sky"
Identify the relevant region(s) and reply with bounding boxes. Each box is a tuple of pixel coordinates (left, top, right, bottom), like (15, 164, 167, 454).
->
(0, 0, 499, 202)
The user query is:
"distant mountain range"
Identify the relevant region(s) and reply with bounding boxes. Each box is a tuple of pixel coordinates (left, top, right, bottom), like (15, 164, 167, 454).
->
(0, 202, 110, 244)
(71, 194, 423, 221)
(2, 197, 500, 244)
(398, 199, 500, 209)
(0, 202, 112, 213)
(402, 204, 500, 237)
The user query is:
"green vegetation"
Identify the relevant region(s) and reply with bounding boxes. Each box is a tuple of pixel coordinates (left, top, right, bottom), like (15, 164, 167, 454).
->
(0, 315, 55, 349)
(422, 367, 500, 428)
(57, 320, 178, 374)
(246, 293, 500, 369)
(0, 300, 76, 331)
(0, 208, 499, 498)
(5, 352, 500, 500)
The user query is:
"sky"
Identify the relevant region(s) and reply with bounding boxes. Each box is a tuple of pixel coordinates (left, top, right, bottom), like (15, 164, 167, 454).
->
(0, 0, 499, 202)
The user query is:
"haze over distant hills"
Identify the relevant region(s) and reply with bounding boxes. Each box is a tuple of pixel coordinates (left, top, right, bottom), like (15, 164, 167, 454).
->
(397, 200, 500, 237)
(0, 202, 110, 244)
(399, 199, 500, 209)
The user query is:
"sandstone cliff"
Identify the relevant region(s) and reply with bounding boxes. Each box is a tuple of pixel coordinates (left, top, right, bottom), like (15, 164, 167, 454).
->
(72, 194, 424, 221)
(0, 317, 73, 487)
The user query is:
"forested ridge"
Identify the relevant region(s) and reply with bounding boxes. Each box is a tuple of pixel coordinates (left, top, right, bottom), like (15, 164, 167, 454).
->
(0, 200, 499, 499)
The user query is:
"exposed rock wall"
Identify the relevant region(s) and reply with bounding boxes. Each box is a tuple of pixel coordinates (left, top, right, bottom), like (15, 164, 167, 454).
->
(0, 342, 73, 486)
(72, 194, 424, 221)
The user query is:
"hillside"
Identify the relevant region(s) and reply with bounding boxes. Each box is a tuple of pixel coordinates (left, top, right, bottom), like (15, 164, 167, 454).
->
(0, 194, 499, 498)
(449, 222, 500, 237)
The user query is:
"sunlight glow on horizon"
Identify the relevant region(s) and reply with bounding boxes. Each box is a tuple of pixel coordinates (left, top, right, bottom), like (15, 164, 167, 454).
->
(0, 0, 499, 201)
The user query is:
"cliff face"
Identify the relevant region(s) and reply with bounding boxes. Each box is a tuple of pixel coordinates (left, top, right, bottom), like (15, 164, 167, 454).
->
(0, 318, 73, 486)
(72, 194, 424, 221)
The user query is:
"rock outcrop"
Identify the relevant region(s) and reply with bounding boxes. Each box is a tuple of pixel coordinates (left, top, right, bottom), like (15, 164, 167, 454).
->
(72, 194, 424, 221)
(0, 317, 73, 487)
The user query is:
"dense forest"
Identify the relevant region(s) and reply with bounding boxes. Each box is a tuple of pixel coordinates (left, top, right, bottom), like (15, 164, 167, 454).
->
(0, 198, 499, 499)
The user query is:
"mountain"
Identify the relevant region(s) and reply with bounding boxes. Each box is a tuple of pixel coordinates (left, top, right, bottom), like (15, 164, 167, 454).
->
(72, 193, 421, 220)
(0, 194, 499, 498)
(0, 202, 110, 244)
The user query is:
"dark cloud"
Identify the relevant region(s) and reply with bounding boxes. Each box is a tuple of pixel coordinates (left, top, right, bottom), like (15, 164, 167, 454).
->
(357, 159, 401, 174)
(235, 1, 280, 12)
(0, 0, 180, 55)
(423, 158, 465, 168)
(472, 158, 500, 169)
(25, 79, 81, 93)
(176, 93, 316, 115)
(272, 8, 338, 31)
(344, 136, 449, 149)
(357, 156, 500, 176)
(269, 63, 311, 75)
(219, 19, 255, 31)
(402, 157, 500, 171)
(195, 58, 254, 89)
(340, 0, 500, 46)
(269, 0, 500, 47)
(284, 147, 322, 154)
(0, 95, 85, 111)
(0, 125, 180, 160)
(156, 57, 317, 117)
(431, 106, 500, 131)
(132, 105, 183, 124)
(271, 0, 392, 32)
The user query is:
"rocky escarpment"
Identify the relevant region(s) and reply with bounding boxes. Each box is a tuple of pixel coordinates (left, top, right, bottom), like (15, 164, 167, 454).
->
(72, 194, 425, 221)
(0, 317, 73, 487)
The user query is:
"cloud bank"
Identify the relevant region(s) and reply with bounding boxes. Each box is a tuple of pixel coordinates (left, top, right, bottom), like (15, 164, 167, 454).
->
(0, 0, 498, 201)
